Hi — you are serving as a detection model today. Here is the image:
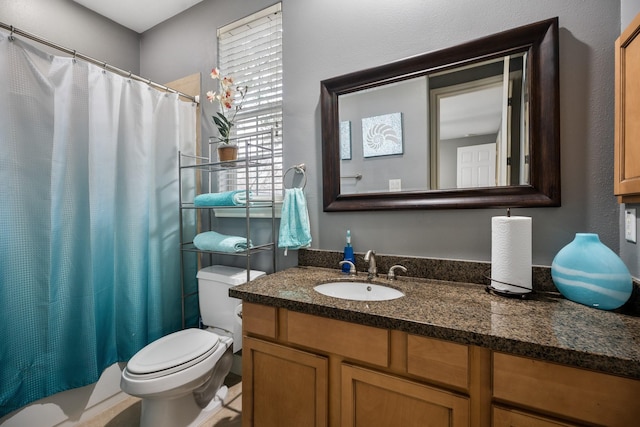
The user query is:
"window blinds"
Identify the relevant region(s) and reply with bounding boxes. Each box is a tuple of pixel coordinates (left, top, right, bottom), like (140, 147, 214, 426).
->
(217, 3, 283, 197)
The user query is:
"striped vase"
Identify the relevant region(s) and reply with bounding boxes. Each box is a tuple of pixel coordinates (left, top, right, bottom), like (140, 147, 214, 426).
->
(551, 233, 632, 310)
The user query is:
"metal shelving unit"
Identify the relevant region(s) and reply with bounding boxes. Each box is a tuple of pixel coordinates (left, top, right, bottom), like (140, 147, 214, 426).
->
(178, 129, 277, 327)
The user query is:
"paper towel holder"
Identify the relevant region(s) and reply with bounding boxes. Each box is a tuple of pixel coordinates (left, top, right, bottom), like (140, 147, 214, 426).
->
(483, 269, 532, 299)
(488, 208, 532, 299)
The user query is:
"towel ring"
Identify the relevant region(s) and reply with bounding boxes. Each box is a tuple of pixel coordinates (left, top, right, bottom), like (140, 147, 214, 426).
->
(284, 163, 307, 190)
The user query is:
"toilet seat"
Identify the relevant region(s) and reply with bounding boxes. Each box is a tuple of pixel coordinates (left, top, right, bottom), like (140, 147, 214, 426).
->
(126, 329, 220, 380)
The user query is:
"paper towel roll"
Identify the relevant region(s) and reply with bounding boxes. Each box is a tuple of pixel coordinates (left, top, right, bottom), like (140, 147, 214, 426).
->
(491, 216, 532, 293)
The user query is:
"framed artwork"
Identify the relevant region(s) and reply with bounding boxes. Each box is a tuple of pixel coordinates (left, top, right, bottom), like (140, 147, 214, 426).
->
(340, 120, 352, 160)
(361, 112, 403, 158)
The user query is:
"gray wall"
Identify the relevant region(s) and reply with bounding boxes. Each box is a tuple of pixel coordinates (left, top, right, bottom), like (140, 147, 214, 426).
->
(620, 0, 640, 277)
(3, 0, 633, 274)
(139, 0, 289, 274)
(0, 0, 140, 74)
(283, 0, 619, 267)
(339, 78, 429, 194)
(141, 0, 621, 268)
(139, 0, 277, 140)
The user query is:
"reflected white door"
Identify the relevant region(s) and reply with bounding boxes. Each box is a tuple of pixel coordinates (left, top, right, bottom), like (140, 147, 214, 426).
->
(457, 143, 496, 188)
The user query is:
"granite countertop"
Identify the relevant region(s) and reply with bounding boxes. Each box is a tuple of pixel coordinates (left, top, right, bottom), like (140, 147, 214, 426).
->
(230, 266, 640, 379)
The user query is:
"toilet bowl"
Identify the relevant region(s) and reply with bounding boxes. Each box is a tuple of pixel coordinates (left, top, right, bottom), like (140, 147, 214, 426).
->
(120, 265, 265, 427)
(121, 328, 233, 427)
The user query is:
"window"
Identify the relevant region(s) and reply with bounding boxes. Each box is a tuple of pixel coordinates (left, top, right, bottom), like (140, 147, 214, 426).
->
(217, 3, 283, 198)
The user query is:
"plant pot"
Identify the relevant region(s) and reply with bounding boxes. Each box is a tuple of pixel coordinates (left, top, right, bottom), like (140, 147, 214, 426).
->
(551, 233, 632, 310)
(217, 145, 238, 162)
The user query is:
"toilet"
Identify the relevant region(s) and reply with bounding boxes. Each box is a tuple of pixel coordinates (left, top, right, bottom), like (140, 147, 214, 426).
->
(120, 265, 265, 427)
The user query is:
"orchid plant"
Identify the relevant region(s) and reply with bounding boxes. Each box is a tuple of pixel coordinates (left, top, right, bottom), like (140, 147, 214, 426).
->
(206, 68, 248, 145)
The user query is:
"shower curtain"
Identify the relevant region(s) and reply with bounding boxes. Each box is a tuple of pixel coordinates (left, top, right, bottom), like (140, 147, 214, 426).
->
(0, 34, 196, 416)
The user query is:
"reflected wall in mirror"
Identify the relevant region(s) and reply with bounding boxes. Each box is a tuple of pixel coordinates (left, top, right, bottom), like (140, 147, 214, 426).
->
(321, 18, 559, 211)
(430, 53, 528, 190)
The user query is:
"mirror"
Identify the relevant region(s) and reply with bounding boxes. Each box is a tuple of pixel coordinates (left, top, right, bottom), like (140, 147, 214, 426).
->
(321, 18, 559, 211)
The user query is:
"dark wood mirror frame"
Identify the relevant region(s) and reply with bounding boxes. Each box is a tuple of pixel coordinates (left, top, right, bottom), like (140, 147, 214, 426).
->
(321, 17, 560, 211)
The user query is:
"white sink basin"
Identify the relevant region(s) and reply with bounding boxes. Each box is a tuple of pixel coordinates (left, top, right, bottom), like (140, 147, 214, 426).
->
(313, 281, 404, 301)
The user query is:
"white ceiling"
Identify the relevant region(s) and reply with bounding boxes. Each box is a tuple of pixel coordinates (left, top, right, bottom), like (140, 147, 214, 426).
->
(439, 85, 503, 141)
(72, 0, 203, 33)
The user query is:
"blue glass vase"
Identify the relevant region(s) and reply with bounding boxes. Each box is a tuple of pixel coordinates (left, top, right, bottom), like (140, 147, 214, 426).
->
(551, 233, 632, 310)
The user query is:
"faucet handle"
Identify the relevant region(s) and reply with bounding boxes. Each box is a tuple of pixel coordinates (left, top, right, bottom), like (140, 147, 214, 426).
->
(339, 260, 357, 276)
(387, 265, 407, 280)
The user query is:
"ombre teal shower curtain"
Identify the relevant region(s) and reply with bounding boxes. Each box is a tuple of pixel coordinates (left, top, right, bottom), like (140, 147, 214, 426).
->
(0, 34, 196, 416)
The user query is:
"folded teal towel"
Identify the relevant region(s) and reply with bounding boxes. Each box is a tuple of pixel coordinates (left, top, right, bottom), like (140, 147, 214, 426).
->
(194, 190, 251, 207)
(193, 231, 252, 252)
(278, 188, 312, 254)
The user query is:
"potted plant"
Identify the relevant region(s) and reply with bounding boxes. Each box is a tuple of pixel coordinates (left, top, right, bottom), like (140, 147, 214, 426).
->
(206, 68, 248, 162)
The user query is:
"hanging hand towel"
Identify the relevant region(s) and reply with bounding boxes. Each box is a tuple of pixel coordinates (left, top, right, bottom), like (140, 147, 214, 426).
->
(194, 190, 251, 207)
(193, 231, 252, 252)
(278, 188, 312, 255)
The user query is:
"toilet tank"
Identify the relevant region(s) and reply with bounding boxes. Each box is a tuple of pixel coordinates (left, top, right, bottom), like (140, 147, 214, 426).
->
(196, 265, 265, 353)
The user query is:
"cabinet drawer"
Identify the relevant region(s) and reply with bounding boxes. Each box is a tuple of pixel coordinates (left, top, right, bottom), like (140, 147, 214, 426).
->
(493, 352, 640, 426)
(287, 311, 389, 367)
(492, 406, 576, 427)
(243, 302, 277, 338)
(407, 334, 469, 390)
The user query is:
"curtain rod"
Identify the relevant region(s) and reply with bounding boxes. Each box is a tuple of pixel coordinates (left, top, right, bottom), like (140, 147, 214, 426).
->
(0, 22, 199, 104)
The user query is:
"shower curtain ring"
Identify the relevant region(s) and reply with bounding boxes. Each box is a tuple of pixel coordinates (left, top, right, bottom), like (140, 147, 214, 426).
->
(72, 50, 77, 63)
(9, 26, 15, 41)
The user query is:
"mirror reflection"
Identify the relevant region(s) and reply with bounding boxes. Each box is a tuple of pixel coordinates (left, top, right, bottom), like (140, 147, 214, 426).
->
(338, 52, 528, 195)
(321, 17, 560, 211)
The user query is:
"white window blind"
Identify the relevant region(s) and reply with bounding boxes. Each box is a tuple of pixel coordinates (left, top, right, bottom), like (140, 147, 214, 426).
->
(217, 3, 283, 198)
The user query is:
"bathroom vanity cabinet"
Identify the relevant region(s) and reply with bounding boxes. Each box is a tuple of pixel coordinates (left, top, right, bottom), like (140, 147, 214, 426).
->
(242, 303, 472, 426)
(241, 302, 640, 427)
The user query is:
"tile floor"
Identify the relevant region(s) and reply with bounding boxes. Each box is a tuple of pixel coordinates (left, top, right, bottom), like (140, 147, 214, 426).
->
(79, 374, 242, 427)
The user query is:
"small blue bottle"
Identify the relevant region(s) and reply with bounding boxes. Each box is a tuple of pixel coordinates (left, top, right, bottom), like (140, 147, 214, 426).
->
(342, 230, 355, 273)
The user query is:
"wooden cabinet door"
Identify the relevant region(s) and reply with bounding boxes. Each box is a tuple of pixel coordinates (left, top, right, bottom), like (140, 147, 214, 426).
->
(493, 406, 577, 427)
(341, 363, 469, 427)
(242, 336, 328, 427)
(615, 12, 640, 201)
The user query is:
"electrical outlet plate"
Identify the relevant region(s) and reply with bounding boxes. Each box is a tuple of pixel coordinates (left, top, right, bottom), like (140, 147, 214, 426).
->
(625, 208, 637, 243)
(389, 179, 402, 192)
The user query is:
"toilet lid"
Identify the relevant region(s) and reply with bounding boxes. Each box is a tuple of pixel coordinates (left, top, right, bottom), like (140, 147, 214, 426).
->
(126, 329, 220, 378)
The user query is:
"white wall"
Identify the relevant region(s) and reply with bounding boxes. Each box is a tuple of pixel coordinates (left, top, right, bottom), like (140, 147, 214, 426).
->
(140, 0, 622, 266)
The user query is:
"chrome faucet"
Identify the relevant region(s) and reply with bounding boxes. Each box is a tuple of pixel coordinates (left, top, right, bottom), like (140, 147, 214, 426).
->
(339, 260, 357, 276)
(364, 250, 377, 279)
(387, 265, 407, 280)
